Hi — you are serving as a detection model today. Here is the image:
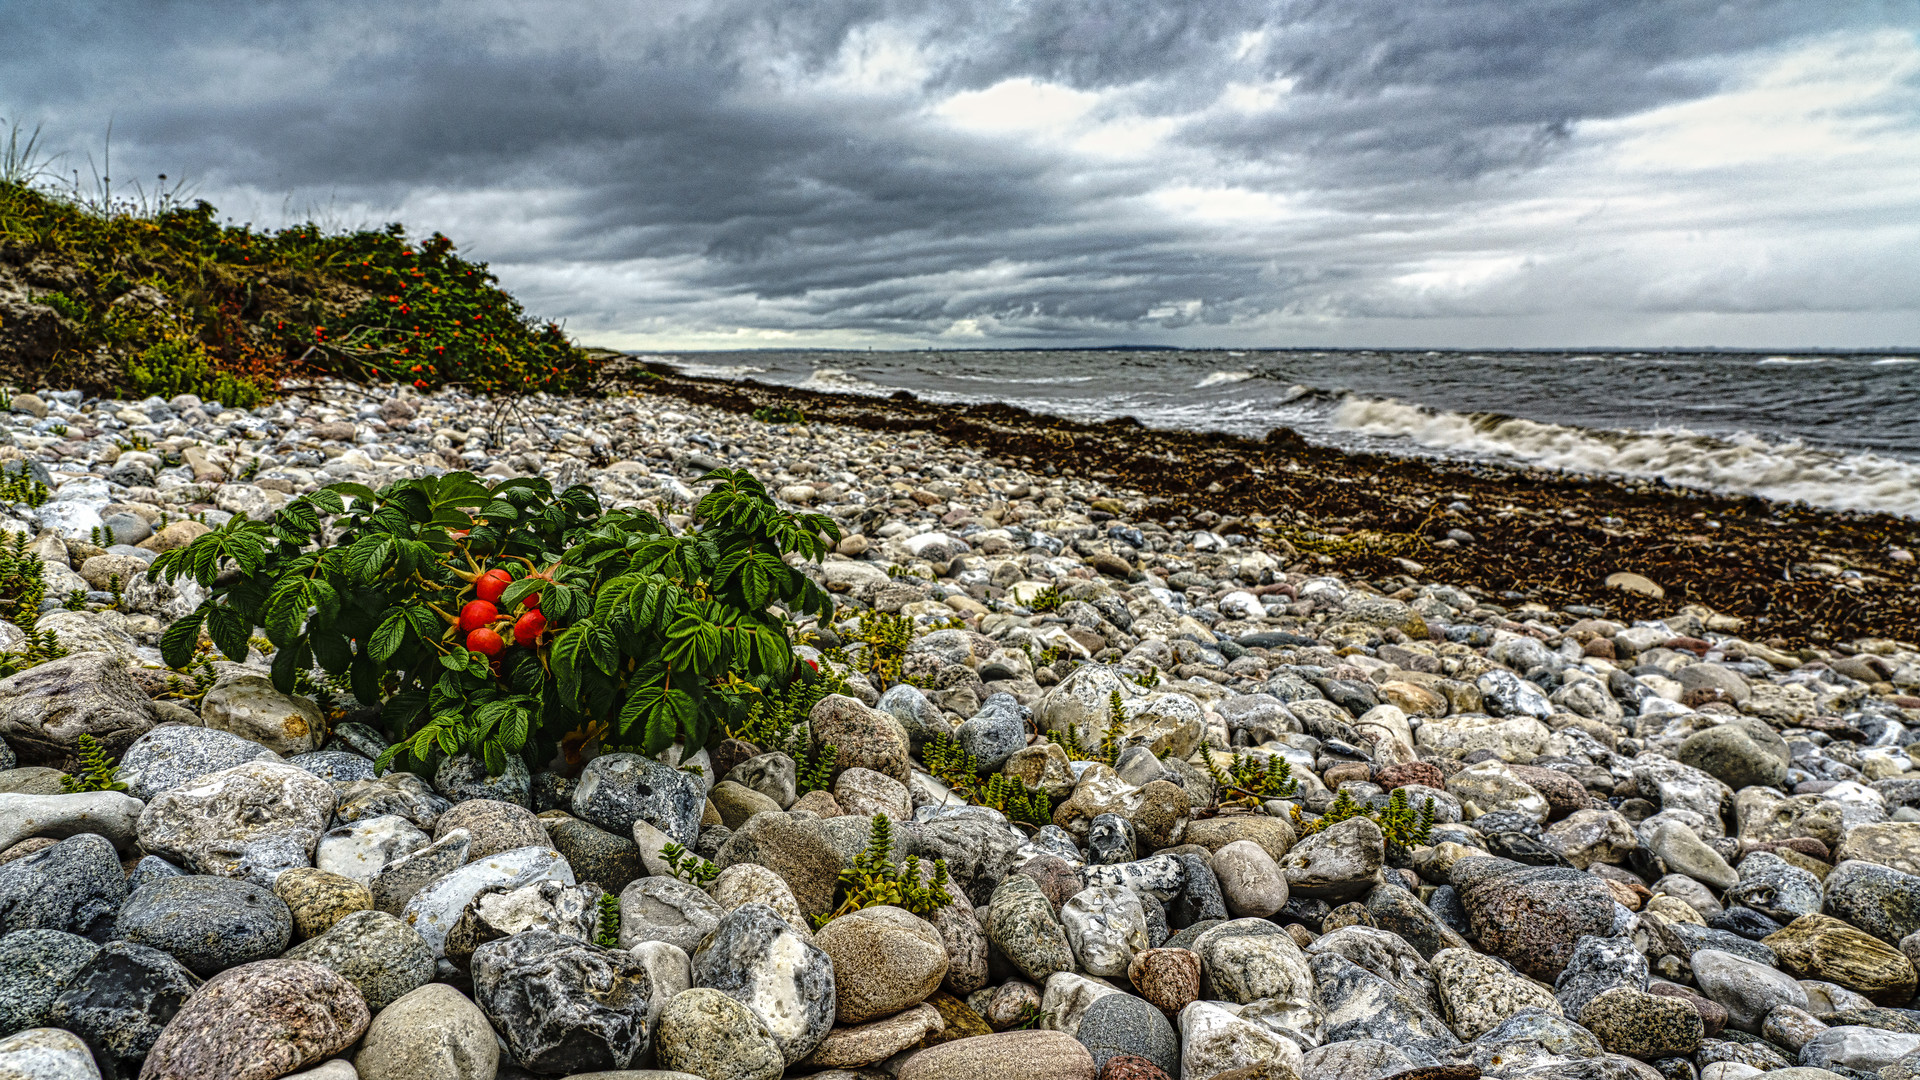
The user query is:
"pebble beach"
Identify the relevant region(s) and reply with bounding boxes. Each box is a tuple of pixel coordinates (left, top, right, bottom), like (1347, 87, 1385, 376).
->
(2, 378, 1920, 1080)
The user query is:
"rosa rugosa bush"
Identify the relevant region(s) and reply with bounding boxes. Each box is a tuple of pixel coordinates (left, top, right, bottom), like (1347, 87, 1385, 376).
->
(146, 468, 839, 774)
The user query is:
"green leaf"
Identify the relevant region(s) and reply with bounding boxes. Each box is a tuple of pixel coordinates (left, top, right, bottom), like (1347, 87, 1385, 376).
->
(550, 624, 592, 707)
(368, 608, 409, 664)
(325, 481, 381, 507)
(345, 534, 394, 584)
(263, 579, 309, 648)
(206, 604, 251, 662)
(269, 636, 307, 695)
(441, 649, 472, 671)
(310, 627, 352, 673)
(586, 621, 619, 676)
(159, 606, 209, 668)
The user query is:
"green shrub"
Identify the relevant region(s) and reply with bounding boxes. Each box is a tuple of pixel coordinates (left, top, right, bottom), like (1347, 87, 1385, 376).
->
(813, 814, 952, 928)
(1200, 745, 1299, 808)
(124, 336, 268, 408)
(148, 467, 838, 776)
(0, 532, 45, 624)
(60, 734, 127, 792)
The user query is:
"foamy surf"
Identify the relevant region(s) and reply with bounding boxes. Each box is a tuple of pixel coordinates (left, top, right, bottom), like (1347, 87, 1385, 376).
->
(1195, 370, 1256, 388)
(1333, 397, 1920, 518)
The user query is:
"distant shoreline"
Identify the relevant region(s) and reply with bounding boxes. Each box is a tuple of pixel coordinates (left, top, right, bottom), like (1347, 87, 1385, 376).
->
(614, 356, 1920, 646)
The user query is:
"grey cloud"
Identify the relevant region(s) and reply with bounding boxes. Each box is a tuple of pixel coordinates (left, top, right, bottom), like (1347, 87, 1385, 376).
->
(0, 0, 1910, 344)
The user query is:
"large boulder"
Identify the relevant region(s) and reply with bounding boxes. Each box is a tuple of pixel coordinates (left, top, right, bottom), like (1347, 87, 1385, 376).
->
(116, 726, 280, 802)
(572, 753, 704, 847)
(692, 902, 836, 1064)
(1454, 857, 1621, 979)
(0, 652, 154, 767)
(470, 928, 655, 1074)
(198, 675, 323, 756)
(0, 832, 128, 941)
(138, 959, 371, 1080)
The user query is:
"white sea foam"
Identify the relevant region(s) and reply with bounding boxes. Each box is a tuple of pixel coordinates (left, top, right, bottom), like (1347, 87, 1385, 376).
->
(671, 362, 769, 379)
(1332, 396, 1920, 518)
(799, 367, 894, 395)
(1872, 357, 1918, 365)
(1195, 370, 1256, 388)
(1757, 356, 1830, 365)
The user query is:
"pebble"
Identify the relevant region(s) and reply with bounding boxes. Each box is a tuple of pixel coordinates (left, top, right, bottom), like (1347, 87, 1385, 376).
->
(115, 725, 281, 802)
(353, 982, 498, 1080)
(899, 1029, 1097, 1080)
(814, 903, 946, 1023)
(619, 875, 726, 954)
(139, 959, 370, 1080)
(283, 909, 435, 1010)
(692, 902, 836, 1063)
(399, 844, 573, 959)
(0, 832, 127, 941)
(653, 987, 787, 1080)
(114, 874, 292, 976)
(471, 928, 654, 1073)
(46, 941, 200, 1077)
(0, 928, 100, 1034)
(134, 760, 335, 884)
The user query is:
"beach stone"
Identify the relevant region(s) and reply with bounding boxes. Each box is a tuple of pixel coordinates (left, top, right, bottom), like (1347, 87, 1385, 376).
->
(1761, 1004, 1827, 1053)
(811, 694, 913, 785)
(0, 832, 126, 941)
(0, 929, 100, 1034)
(630, 938, 693, 1047)
(283, 909, 435, 1011)
(1454, 858, 1620, 979)
(138, 959, 370, 1080)
(540, 813, 642, 894)
(725, 752, 798, 809)
(1545, 808, 1638, 869)
(472, 929, 653, 1073)
(283, 750, 374, 784)
(353, 982, 498, 1080)
(714, 811, 845, 917)
(1647, 981, 1727, 1037)
(1364, 881, 1469, 961)
(1678, 723, 1789, 792)
(116, 726, 279, 802)
(433, 752, 531, 807)
(1448, 759, 1551, 822)
(273, 868, 372, 940)
(198, 674, 323, 755)
(900, 1029, 1097, 1080)
(434, 799, 548, 862)
(0, 769, 62, 797)
(986, 875, 1076, 984)
(1798, 1026, 1920, 1073)
(692, 902, 835, 1064)
(573, 754, 704, 847)
(1580, 986, 1706, 1058)
(114, 874, 291, 976)
(1211, 840, 1288, 918)
(46, 940, 199, 1078)
(1040, 971, 1123, 1039)
(1691, 947, 1809, 1032)
(1076, 991, 1179, 1077)
(1298, 1040, 1422, 1080)
(134, 759, 335, 885)
(985, 979, 1044, 1030)
(833, 767, 912, 823)
(1763, 913, 1917, 1003)
(711, 781, 782, 829)
(368, 827, 471, 913)
(911, 812, 1028, 907)
(333, 772, 450, 830)
(1307, 950, 1460, 1060)
(1279, 816, 1382, 900)
(956, 694, 1029, 771)
(1432, 945, 1563, 1039)
(653, 987, 785, 1080)
(1555, 934, 1650, 1021)
(1726, 853, 1822, 925)
(1821, 860, 1920, 944)
(0, 651, 155, 767)
(1832, 822, 1920, 874)
(802, 1001, 944, 1068)
(1178, 1000, 1304, 1080)
(816, 904, 946, 1023)
(1193, 920, 1318, 1024)
(619, 876, 725, 954)
(1650, 820, 1739, 891)
(399, 844, 574, 959)
(0, 1028, 100, 1080)
(1061, 884, 1149, 977)
(1128, 947, 1201, 1019)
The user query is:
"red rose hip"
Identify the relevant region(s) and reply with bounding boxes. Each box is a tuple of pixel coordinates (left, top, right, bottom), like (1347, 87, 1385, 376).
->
(513, 610, 547, 647)
(459, 600, 498, 632)
(466, 627, 505, 656)
(476, 569, 513, 604)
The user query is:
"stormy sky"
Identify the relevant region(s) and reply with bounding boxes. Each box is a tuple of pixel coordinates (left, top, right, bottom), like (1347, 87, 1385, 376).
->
(3, 1, 1916, 350)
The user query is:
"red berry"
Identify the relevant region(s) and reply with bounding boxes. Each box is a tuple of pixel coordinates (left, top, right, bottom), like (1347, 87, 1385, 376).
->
(466, 627, 504, 656)
(459, 600, 498, 633)
(475, 569, 513, 604)
(513, 610, 547, 647)
(521, 586, 541, 611)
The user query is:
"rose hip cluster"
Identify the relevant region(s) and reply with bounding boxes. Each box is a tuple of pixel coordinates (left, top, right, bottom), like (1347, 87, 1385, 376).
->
(457, 567, 548, 656)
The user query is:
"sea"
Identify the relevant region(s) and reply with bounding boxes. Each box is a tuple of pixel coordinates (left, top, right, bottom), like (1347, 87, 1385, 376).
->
(644, 349, 1920, 520)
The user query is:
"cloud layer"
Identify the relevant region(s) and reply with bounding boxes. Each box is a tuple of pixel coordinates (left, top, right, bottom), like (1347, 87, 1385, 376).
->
(3, 0, 1916, 348)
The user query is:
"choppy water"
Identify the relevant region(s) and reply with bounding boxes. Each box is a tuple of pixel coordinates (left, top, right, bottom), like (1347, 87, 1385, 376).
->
(644, 349, 1920, 519)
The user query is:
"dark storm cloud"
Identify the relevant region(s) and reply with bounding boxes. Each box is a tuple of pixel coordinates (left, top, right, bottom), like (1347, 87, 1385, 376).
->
(0, 0, 1911, 345)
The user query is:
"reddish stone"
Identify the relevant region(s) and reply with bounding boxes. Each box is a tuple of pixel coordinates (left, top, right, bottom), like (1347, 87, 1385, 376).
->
(1127, 948, 1200, 1020)
(1013, 854, 1085, 915)
(1647, 980, 1727, 1038)
(1323, 762, 1372, 787)
(1665, 637, 1713, 654)
(1582, 637, 1616, 661)
(1376, 762, 1446, 792)
(1103, 1054, 1173, 1080)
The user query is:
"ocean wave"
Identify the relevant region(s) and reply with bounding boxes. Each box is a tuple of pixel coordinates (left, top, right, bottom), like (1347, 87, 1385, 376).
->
(1195, 370, 1256, 388)
(1332, 397, 1920, 518)
(1872, 357, 1918, 365)
(1757, 356, 1832, 365)
(670, 361, 769, 379)
(799, 367, 896, 395)
(948, 373, 1099, 384)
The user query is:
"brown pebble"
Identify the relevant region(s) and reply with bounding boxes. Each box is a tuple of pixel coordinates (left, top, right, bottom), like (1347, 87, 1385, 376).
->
(1127, 948, 1200, 1019)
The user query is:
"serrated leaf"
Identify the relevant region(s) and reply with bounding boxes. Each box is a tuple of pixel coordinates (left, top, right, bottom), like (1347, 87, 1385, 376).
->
(550, 624, 592, 707)
(206, 604, 251, 662)
(159, 606, 209, 668)
(368, 608, 409, 664)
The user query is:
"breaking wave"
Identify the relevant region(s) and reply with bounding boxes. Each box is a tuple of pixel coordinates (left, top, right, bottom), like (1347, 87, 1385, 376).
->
(1332, 397, 1920, 518)
(1195, 370, 1256, 388)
